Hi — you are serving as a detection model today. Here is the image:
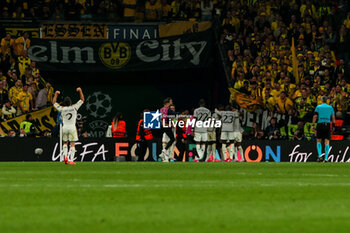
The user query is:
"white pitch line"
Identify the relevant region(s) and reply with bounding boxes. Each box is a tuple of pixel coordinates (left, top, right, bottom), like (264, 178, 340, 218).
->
(0, 181, 350, 188)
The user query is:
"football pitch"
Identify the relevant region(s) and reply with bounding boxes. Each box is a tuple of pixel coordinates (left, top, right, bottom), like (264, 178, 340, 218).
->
(1, 162, 350, 233)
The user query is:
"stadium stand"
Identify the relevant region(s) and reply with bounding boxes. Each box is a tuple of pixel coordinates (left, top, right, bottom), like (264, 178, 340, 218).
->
(0, 0, 349, 141)
(219, 0, 350, 139)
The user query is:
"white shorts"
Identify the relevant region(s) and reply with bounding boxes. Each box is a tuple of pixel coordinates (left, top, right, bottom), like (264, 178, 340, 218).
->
(62, 127, 78, 142)
(208, 131, 216, 142)
(162, 128, 176, 143)
(220, 132, 235, 141)
(194, 132, 208, 142)
(233, 132, 242, 142)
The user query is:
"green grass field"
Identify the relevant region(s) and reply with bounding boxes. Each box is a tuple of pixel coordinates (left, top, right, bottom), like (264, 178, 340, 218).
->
(1, 162, 350, 233)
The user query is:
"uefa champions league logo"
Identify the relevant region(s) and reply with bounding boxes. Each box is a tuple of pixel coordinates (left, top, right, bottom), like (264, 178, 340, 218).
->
(85, 92, 112, 119)
(143, 110, 161, 129)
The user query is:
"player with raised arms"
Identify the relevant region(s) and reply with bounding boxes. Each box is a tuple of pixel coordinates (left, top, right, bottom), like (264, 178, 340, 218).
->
(52, 87, 85, 165)
(193, 99, 211, 162)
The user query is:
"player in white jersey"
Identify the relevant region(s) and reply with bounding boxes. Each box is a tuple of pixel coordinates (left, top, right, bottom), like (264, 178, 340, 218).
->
(52, 87, 84, 165)
(217, 105, 237, 162)
(232, 108, 245, 162)
(206, 107, 221, 162)
(193, 99, 211, 162)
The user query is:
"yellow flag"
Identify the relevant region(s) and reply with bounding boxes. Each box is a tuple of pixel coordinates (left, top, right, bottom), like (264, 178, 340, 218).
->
(291, 38, 299, 84)
(229, 88, 262, 112)
(228, 88, 239, 103)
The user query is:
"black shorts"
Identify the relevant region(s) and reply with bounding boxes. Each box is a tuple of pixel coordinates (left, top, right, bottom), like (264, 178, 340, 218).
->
(316, 123, 331, 140)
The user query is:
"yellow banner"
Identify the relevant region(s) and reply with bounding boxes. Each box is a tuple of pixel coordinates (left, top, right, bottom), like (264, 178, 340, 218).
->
(158, 21, 212, 38)
(6, 27, 40, 38)
(41, 23, 107, 39)
(229, 88, 262, 112)
(1, 106, 57, 133)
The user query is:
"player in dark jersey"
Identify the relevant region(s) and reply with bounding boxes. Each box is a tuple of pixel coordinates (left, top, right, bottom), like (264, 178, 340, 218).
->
(159, 97, 176, 162)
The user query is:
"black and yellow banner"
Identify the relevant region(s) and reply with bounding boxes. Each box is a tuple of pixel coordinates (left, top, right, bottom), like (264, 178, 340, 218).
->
(30, 28, 213, 72)
(0, 106, 56, 133)
(41, 23, 108, 39)
(6, 27, 40, 38)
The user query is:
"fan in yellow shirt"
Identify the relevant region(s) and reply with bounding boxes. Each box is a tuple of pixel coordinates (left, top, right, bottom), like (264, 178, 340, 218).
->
(46, 81, 54, 103)
(316, 90, 331, 105)
(291, 83, 307, 100)
(230, 11, 241, 33)
(170, 0, 180, 18)
(343, 12, 350, 29)
(262, 86, 276, 112)
(145, 0, 161, 21)
(161, 0, 172, 19)
(294, 89, 316, 119)
(233, 73, 245, 90)
(122, 0, 137, 21)
(248, 81, 262, 101)
(9, 80, 23, 108)
(270, 82, 282, 98)
(17, 85, 33, 113)
(14, 32, 31, 56)
(1, 33, 14, 57)
(280, 76, 296, 97)
(17, 51, 31, 78)
(262, 72, 275, 86)
(275, 91, 293, 114)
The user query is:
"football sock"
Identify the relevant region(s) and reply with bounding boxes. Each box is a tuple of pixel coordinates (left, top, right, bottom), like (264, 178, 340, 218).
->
(200, 144, 206, 159)
(63, 145, 68, 157)
(232, 146, 238, 160)
(325, 144, 330, 161)
(206, 145, 212, 160)
(161, 143, 168, 158)
(238, 146, 244, 161)
(196, 144, 202, 159)
(317, 142, 322, 157)
(69, 147, 76, 162)
(221, 144, 227, 160)
(212, 143, 216, 158)
(228, 144, 234, 160)
(169, 142, 176, 158)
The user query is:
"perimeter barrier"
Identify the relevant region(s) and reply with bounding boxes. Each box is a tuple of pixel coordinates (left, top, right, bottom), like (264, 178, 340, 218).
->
(1, 138, 349, 162)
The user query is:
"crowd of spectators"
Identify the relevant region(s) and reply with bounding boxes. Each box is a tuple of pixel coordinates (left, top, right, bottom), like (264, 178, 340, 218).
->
(0, 0, 218, 138)
(220, 0, 350, 128)
(0, 30, 54, 136)
(1, 0, 350, 141)
(0, 0, 214, 22)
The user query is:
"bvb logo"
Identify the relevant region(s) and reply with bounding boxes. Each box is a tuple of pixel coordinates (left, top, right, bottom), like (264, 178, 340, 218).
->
(85, 92, 112, 119)
(99, 42, 131, 69)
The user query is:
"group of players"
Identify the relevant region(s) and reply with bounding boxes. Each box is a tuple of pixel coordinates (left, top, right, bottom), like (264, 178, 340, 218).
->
(51, 89, 335, 164)
(158, 96, 337, 163)
(51, 89, 248, 164)
(158, 97, 245, 162)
